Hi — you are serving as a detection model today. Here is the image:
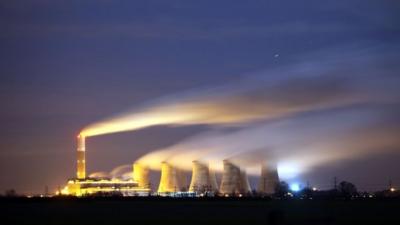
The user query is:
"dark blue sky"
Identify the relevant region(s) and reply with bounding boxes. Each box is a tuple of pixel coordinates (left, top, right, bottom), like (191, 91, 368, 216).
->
(1, 0, 399, 194)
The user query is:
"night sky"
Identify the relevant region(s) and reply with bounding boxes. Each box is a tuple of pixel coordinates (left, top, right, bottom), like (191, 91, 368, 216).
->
(1, 0, 400, 194)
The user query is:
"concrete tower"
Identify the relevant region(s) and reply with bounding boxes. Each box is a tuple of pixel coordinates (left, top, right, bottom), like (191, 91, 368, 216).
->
(219, 160, 241, 195)
(189, 161, 218, 193)
(133, 163, 150, 188)
(158, 162, 181, 193)
(76, 135, 86, 179)
(257, 163, 280, 194)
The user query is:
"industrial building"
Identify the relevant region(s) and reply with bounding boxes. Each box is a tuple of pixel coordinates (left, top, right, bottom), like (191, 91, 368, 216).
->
(61, 135, 280, 197)
(61, 135, 151, 196)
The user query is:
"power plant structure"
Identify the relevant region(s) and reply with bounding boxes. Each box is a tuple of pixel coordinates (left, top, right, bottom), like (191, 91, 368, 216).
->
(188, 161, 218, 195)
(219, 160, 252, 196)
(61, 135, 281, 197)
(157, 162, 187, 194)
(133, 163, 150, 189)
(61, 135, 151, 196)
(257, 163, 280, 195)
(76, 135, 86, 179)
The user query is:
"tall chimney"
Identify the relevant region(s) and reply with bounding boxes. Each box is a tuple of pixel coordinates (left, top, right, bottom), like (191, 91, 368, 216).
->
(76, 135, 86, 179)
(257, 163, 279, 194)
(133, 163, 150, 188)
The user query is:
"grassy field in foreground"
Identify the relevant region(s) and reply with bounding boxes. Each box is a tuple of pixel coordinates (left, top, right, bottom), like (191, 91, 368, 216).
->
(1, 198, 400, 225)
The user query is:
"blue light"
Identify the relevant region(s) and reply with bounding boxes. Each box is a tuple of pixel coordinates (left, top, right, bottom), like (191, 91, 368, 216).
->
(290, 183, 301, 192)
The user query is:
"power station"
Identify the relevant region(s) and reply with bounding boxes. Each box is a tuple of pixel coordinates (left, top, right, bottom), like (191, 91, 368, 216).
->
(61, 135, 151, 196)
(61, 135, 280, 197)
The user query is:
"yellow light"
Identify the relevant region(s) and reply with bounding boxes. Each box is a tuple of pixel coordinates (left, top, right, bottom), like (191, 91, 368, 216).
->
(390, 187, 396, 192)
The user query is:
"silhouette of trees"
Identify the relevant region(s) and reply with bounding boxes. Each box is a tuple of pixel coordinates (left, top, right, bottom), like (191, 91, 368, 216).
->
(5, 189, 17, 197)
(338, 181, 357, 198)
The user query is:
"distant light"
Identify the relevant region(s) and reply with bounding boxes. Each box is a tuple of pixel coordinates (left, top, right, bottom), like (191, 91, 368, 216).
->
(312, 187, 318, 191)
(390, 187, 396, 192)
(277, 162, 301, 180)
(290, 183, 301, 192)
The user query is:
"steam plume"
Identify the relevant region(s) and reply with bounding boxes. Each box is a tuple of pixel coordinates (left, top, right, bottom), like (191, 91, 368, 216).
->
(81, 45, 400, 180)
(80, 46, 398, 138)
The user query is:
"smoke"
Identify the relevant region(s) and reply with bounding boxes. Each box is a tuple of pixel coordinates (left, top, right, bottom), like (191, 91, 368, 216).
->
(81, 44, 400, 180)
(137, 104, 400, 179)
(80, 45, 399, 137)
(88, 165, 133, 180)
(88, 171, 109, 178)
(109, 164, 132, 180)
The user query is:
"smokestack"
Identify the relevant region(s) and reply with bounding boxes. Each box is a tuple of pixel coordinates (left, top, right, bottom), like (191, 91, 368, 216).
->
(189, 161, 218, 193)
(158, 162, 181, 193)
(257, 163, 280, 194)
(219, 160, 241, 195)
(133, 163, 150, 188)
(76, 135, 86, 179)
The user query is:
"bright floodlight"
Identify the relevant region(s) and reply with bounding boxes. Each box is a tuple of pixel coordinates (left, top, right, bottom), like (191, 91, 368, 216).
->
(290, 183, 301, 192)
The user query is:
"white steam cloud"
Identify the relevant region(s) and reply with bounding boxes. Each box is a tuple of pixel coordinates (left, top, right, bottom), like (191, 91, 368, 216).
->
(82, 45, 400, 179)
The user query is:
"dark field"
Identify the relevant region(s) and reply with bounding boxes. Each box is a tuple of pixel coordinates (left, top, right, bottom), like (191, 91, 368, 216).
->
(1, 197, 400, 225)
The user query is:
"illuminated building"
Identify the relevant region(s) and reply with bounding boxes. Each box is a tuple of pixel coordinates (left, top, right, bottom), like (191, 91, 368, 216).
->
(76, 135, 86, 179)
(157, 162, 185, 194)
(61, 135, 151, 197)
(133, 163, 150, 188)
(61, 178, 150, 196)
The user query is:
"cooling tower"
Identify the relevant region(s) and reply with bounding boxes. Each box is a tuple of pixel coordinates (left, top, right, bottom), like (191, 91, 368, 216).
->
(239, 170, 252, 194)
(133, 163, 150, 188)
(76, 135, 86, 179)
(257, 163, 280, 194)
(189, 161, 218, 193)
(158, 162, 181, 193)
(219, 160, 242, 195)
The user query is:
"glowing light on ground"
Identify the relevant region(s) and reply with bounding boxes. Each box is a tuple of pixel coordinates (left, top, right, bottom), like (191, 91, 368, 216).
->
(290, 183, 301, 192)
